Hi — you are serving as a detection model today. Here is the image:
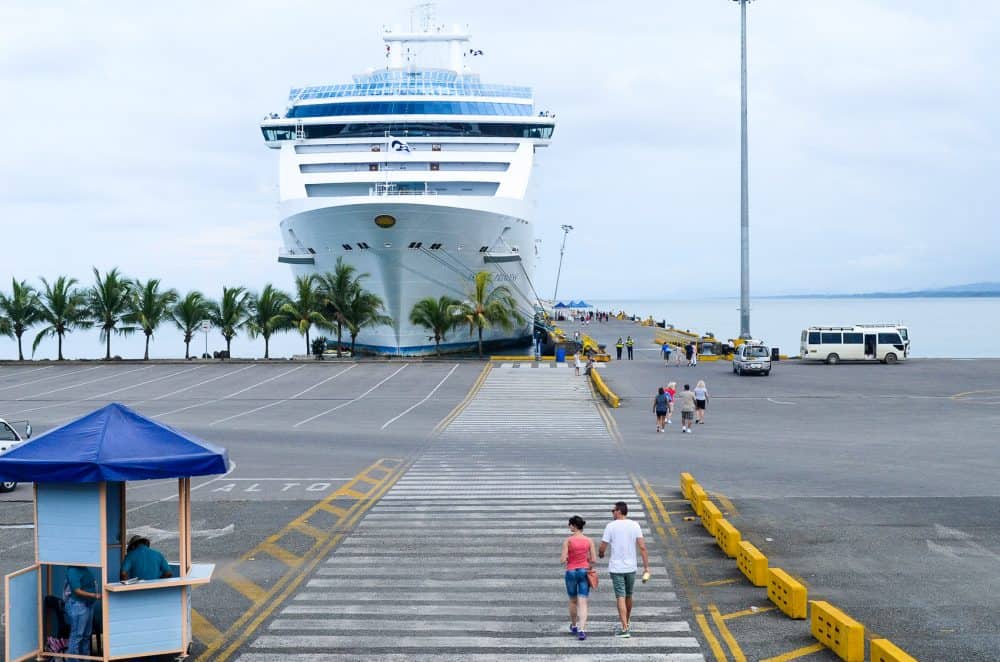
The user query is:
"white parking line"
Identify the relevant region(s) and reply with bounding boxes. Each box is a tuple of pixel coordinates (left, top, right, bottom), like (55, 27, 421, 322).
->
(209, 365, 356, 427)
(0, 366, 52, 382)
(294, 364, 408, 428)
(0, 366, 101, 393)
(127, 460, 237, 513)
(15, 366, 155, 401)
(148, 364, 257, 401)
(153, 365, 306, 418)
(9, 366, 206, 418)
(381, 364, 459, 430)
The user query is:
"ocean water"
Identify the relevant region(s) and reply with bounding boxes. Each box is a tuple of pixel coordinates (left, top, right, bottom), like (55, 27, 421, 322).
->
(587, 297, 1000, 359)
(4, 296, 996, 361)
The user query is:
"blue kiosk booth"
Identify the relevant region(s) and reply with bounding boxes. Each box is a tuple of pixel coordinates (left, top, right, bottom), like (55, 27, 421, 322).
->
(1, 403, 228, 661)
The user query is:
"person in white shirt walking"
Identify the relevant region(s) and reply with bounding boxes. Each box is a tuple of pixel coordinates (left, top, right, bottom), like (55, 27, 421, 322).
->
(599, 501, 649, 638)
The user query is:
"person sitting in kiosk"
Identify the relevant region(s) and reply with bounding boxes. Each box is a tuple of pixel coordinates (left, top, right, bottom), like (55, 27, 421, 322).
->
(65, 565, 101, 660)
(121, 535, 173, 581)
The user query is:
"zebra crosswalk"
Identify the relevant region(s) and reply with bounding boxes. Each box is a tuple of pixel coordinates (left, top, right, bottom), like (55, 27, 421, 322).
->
(236, 364, 703, 661)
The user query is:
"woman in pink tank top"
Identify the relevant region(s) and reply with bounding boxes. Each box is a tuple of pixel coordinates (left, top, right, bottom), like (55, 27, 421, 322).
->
(560, 515, 596, 640)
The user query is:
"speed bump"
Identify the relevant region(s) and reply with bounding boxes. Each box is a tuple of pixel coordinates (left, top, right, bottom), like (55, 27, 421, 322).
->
(701, 500, 722, 535)
(714, 518, 741, 558)
(680, 472, 695, 499)
(737, 540, 768, 586)
(767, 567, 808, 619)
(871, 638, 918, 662)
(810, 600, 865, 662)
(690, 483, 707, 516)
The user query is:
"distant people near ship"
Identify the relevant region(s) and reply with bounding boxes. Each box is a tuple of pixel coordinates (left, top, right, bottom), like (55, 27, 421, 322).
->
(685, 342, 694, 366)
(616, 337, 624, 361)
(691, 342, 698, 366)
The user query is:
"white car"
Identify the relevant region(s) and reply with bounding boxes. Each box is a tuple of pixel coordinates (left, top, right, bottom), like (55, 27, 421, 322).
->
(0, 417, 31, 492)
(733, 343, 772, 376)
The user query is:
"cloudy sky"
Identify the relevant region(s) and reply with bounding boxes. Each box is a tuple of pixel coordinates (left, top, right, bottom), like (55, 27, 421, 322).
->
(1, 1, 998, 356)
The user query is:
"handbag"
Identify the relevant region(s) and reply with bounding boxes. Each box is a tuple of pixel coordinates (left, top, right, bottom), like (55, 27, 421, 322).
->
(587, 567, 599, 589)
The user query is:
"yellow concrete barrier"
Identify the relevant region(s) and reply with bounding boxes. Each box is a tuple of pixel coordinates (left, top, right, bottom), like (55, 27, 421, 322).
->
(737, 540, 768, 587)
(714, 518, 741, 558)
(689, 484, 707, 516)
(589, 368, 620, 408)
(680, 472, 695, 499)
(767, 567, 808, 619)
(810, 600, 865, 662)
(871, 638, 918, 662)
(701, 500, 722, 536)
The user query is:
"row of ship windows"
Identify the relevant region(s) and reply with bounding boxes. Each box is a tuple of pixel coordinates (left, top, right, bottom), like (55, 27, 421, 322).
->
(309, 243, 491, 252)
(262, 122, 555, 141)
(294, 143, 520, 154)
(287, 101, 533, 118)
(299, 162, 510, 173)
(304, 182, 499, 197)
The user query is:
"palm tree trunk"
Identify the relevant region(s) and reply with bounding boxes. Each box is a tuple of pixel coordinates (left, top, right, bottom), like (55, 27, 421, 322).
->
(305, 329, 310, 356)
(16, 333, 23, 361)
(264, 336, 270, 360)
(336, 322, 343, 358)
(435, 336, 441, 356)
(184, 339, 190, 360)
(226, 336, 232, 355)
(144, 333, 151, 361)
(351, 334, 357, 356)
(106, 331, 111, 361)
(478, 326, 484, 358)
(58, 333, 64, 361)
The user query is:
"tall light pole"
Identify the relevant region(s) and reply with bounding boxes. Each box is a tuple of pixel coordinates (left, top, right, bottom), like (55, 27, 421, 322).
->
(552, 224, 574, 305)
(735, 0, 752, 339)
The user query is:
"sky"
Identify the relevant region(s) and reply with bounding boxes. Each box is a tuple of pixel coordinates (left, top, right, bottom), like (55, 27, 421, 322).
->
(1, 0, 999, 359)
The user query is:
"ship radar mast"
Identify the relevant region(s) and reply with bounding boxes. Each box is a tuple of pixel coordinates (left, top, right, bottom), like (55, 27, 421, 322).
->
(382, 3, 472, 72)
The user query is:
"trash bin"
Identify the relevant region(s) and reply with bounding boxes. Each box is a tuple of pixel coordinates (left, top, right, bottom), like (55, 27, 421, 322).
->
(555, 347, 566, 363)
(771, 347, 780, 361)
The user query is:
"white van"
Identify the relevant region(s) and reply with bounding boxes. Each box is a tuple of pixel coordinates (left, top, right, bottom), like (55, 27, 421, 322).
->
(800, 324, 909, 364)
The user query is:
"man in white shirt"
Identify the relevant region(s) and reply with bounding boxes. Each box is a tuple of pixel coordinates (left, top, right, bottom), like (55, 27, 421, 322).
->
(599, 501, 649, 638)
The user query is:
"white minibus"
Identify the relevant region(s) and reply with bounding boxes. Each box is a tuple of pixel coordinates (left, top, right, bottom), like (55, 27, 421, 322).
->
(800, 324, 909, 364)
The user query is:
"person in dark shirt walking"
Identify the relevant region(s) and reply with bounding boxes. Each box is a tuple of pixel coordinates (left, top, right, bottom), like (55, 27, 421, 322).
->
(615, 337, 624, 361)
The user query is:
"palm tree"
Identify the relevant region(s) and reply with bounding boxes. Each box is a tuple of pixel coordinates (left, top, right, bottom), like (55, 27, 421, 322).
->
(342, 288, 392, 356)
(457, 271, 525, 358)
(129, 279, 178, 360)
(89, 267, 135, 360)
(171, 291, 211, 359)
(209, 286, 252, 356)
(316, 258, 364, 357)
(247, 284, 291, 359)
(33, 276, 91, 360)
(409, 295, 461, 356)
(0, 279, 42, 360)
(281, 275, 327, 355)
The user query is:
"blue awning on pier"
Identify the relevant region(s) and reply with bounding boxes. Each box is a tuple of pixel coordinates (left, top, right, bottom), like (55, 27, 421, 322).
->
(0, 403, 229, 483)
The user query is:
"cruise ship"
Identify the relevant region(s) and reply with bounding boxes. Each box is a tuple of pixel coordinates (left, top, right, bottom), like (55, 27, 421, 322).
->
(261, 12, 556, 355)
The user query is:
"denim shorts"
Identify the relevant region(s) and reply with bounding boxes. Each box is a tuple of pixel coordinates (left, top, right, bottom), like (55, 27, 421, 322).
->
(564, 568, 590, 598)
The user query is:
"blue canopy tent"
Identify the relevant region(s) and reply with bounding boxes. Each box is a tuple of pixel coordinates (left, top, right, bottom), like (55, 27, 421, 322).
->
(1, 403, 228, 661)
(553, 302, 568, 309)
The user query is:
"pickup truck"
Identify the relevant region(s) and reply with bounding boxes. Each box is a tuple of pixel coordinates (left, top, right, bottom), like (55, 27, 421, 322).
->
(0, 417, 32, 492)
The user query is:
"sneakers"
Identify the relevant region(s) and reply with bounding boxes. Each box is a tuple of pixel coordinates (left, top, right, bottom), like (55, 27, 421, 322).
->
(667, 419, 673, 425)
(569, 624, 578, 634)
(578, 630, 587, 641)
(615, 628, 632, 638)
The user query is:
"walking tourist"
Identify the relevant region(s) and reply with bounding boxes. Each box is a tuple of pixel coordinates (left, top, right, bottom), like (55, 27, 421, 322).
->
(616, 337, 624, 360)
(694, 380, 709, 424)
(678, 383, 697, 433)
(691, 341, 698, 366)
(626, 336, 634, 360)
(599, 501, 649, 638)
(653, 387, 670, 432)
(574, 353, 582, 376)
(64, 565, 101, 661)
(665, 381, 677, 426)
(661, 342, 672, 364)
(685, 342, 694, 366)
(561, 515, 596, 641)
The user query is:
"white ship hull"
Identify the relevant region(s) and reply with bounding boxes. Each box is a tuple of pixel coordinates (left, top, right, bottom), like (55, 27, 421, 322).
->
(280, 195, 536, 355)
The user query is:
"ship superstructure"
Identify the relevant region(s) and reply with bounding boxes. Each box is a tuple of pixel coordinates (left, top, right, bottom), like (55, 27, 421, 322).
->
(261, 9, 555, 354)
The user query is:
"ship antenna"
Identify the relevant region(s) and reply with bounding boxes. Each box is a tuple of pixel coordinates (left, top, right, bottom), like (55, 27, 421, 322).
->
(412, 3, 436, 32)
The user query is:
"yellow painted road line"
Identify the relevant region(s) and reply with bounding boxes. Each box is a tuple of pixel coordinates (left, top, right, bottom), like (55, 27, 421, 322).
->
(709, 604, 748, 662)
(191, 608, 223, 647)
(703, 578, 740, 587)
(722, 605, 776, 620)
(260, 541, 302, 567)
(759, 642, 826, 662)
(195, 457, 408, 661)
(713, 492, 740, 517)
(433, 362, 491, 433)
(695, 613, 729, 662)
